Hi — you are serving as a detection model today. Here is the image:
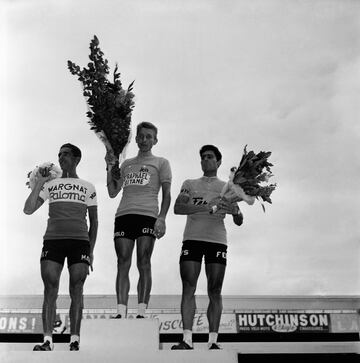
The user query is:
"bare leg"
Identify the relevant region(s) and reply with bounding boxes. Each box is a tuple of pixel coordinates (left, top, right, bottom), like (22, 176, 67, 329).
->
(114, 238, 135, 305)
(179, 261, 201, 330)
(40, 260, 63, 336)
(205, 263, 226, 332)
(68, 262, 88, 335)
(136, 236, 155, 304)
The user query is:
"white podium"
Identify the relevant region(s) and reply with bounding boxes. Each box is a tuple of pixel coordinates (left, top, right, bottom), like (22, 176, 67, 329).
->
(80, 318, 160, 351)
(1, 318, 237, 362)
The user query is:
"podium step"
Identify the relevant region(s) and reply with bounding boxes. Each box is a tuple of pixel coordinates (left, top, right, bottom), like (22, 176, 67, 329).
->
(80, 318, 160, 351)
(1, 350, 237, 362)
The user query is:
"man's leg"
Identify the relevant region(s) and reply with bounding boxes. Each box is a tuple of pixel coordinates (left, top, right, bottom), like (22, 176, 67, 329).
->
(180, 261, 201, 330)
(35, 260, 63, 350)
(114, 237, 135, 317)
(205, 263, 226, 348)
(171, 260, 201, 349)
(68, 262, 88, 339)
(136, 236, 155, 315)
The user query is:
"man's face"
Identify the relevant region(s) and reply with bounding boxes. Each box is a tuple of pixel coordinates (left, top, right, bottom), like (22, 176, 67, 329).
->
(135, 127, 157, 152)
(200, 150, 220, 173)
(58, 147, 78, 171)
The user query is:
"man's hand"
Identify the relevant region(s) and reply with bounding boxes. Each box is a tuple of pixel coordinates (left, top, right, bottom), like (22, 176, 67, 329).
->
(216, 198, 239, 215)
(208, 196, 222, 211)
(88, 252, 94, 274)
(37, 167, 52, 184)
(154, 217, 166, 239)
(105, 150, 118, 169)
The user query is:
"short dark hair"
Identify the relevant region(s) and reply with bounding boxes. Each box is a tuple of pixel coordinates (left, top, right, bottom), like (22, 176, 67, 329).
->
(136, 122, 158, 137)
(199, 145, 222, 161)
(60, 143, 82, 160)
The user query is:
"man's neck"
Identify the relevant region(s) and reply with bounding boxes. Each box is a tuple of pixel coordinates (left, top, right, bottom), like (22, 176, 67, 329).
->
(203, 172, 217, 178)
(62, 170, 78, 178)
(137, 151, 152, 157)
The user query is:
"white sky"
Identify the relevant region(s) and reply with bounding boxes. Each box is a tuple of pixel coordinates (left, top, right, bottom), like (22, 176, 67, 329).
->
(1, 0, 359, 297)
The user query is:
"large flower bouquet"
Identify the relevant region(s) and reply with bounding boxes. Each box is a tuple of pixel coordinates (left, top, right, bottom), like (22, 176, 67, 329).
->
(67, 35, 135, 179)
(211, 145, 276, 213)
(26, 162, 62, 190)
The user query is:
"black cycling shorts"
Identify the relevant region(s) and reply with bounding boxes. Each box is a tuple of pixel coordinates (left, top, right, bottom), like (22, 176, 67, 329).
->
(41, 239, 90, 267)
(114, 214, 157, 241)
(179, 240, 227, 265)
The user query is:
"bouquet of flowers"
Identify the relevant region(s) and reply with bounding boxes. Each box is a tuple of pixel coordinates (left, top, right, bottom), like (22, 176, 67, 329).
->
(26, 162, 62, 190)
(211, 145, 276, 213)
(67, 35, 135, 179)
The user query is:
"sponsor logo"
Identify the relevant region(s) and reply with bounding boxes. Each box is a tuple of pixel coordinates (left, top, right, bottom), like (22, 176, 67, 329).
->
(81, 255, 91, 263)
(181, 249, 189, 256)
(192, 197, 208, 206)
(48, 184, 87, 193)
(49, 191, 86, 202)
(123, 171, 150, 186)
(216, 251, 227, 259)
(114, 231, 125, 237)
(272, 324, 297, 333)
(237, 313, 330, 333)
(142, 227, 155, 235)
(89, 192, 96, 199)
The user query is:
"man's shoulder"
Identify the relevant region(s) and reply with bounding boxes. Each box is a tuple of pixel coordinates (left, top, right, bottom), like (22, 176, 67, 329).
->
(214, 177, 226, 186)
(182, 177, 202, 186)
(76, 178, 96, 190)
(122, 156, 137, 166)
(149, 155, 170, 165)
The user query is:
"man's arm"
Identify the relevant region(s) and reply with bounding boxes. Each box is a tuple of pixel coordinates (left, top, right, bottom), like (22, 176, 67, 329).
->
(87, 206, 98, 271)
(105, 151, 123, 198)
(106, 166, 123, 198)
(154, 182, 171, 239)
(23, 177, 49, 214)
(174, 193, 214, 215)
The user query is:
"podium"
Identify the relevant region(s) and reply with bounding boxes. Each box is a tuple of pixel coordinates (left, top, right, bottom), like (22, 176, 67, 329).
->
(1, 318, 237, 362)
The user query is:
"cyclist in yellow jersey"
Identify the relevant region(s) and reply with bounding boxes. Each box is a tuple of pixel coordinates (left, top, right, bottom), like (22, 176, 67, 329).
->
(106, 122, 172, 318)
(172, 145, 250, 350)
(24, 143, 98, 352)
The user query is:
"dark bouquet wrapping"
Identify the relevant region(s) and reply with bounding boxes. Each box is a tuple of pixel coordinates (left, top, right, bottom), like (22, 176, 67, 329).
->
(211, 145, 276, 213)
(68, 35, 135, 179)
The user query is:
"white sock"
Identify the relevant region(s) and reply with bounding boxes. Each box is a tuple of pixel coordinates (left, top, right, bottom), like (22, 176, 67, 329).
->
(183, 329, 193, 346)
(70, 335, 80, 344)
(43, 335, 53, 349)
(117, 304, 127, 317)
(138, 303, 147, 316)
(44, 335, 53, 344)
(208, 332, 218, 347)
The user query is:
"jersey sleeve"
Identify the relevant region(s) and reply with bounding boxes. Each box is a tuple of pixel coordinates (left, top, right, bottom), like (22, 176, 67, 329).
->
(86, 183, 97, 207)
(159, 158, 172, 184)
(179, 179, 191, 197)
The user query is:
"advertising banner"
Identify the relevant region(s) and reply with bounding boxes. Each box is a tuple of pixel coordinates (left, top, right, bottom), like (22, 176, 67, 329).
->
(330, 313, 360, 333)
(0, 312, 237, 334)
(1, 310, 359, 334)
(0, 313, 42, 333)
(236, 312, 330, 333)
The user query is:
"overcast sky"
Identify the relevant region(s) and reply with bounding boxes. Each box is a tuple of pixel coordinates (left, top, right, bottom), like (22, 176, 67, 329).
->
(1, 0, 359, 298)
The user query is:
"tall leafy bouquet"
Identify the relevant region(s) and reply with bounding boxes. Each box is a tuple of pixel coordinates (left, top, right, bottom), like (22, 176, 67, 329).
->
(211, 145, 277, 213)
(67, 35, 135, 178)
